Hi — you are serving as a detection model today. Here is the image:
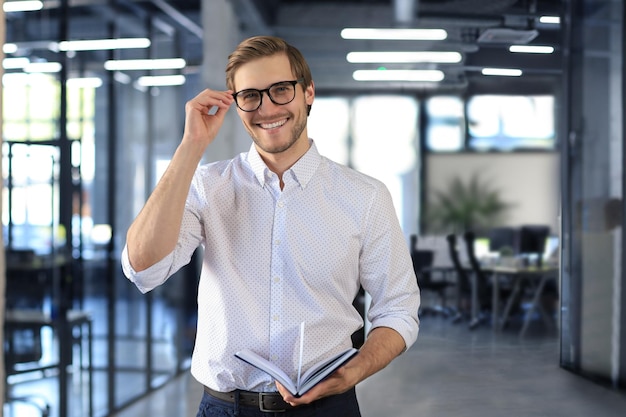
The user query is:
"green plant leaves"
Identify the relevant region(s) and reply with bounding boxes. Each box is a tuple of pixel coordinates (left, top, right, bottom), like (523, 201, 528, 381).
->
(425, 173, 512, 234)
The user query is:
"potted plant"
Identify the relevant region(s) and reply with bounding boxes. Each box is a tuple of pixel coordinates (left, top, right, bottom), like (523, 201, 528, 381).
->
(424, 172, 512, 235)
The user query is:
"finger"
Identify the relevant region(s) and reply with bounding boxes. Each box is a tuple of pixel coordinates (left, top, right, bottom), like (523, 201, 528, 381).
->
(187, 89, 233, 115)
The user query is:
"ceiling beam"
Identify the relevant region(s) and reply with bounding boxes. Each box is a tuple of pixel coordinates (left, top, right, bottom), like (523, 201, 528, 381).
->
(150, 0, 203, 39)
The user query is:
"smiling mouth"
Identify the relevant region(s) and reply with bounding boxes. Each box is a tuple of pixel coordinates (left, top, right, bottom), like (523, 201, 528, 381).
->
(258, 119, 287, 130)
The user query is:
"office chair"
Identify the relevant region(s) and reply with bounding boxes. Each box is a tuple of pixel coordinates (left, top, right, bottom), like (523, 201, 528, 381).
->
(4, 262, 52, 417)
(410, 241, 454, 317)
(463, 231, 498, 329)
(445, 234, 473, 323)
(4, 321, 52, 417)
(464, 231, 522, 330)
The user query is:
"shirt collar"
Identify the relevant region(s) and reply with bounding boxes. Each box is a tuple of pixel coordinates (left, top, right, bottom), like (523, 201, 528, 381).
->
(246, 139, 321, 189)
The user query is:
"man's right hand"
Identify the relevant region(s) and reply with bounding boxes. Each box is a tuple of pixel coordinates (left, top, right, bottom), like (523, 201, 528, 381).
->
(183, 88, 234, 151)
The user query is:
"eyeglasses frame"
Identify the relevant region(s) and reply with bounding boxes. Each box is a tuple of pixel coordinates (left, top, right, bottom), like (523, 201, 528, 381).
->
(232, 78, 305, 112)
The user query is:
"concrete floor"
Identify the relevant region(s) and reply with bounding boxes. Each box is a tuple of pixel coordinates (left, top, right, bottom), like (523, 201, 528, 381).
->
(111, 316, 626, 417)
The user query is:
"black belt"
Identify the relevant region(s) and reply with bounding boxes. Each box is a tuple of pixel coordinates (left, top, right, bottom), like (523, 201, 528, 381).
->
(204, 386, 293, 412)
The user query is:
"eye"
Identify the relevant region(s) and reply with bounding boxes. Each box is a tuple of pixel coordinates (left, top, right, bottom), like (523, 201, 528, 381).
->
(239, 90, 259, 101)
(271, 83, 292, 95)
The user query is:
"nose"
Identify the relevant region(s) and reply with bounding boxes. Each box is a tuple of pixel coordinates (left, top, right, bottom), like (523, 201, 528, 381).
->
(257, 90, 280, 113)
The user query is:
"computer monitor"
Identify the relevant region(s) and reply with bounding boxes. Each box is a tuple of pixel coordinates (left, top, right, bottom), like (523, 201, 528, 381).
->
(518, 225, 551, 266)
(488, 227, 517, 253)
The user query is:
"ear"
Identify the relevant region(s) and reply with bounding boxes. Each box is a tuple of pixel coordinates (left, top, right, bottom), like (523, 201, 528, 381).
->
(305, 80, 315, 106)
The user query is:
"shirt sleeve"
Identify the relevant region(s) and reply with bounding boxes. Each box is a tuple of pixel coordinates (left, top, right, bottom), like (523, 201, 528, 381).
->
(121, 246, 176, 294)
(121, 172, 206, 293)
(359, 181, 421, 350)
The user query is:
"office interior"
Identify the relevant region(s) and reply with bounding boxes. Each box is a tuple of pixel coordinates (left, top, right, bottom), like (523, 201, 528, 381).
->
(0, 0, 625, 416)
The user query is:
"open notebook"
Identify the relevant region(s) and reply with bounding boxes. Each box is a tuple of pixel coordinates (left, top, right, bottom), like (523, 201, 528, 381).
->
(235, 322, 358, 397)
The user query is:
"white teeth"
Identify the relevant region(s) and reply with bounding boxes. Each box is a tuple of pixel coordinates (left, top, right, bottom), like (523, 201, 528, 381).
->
(260, 119, 286, 129)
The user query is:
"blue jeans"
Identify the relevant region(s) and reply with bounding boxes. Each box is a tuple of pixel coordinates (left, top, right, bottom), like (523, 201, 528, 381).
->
(195, 388, 361, 417)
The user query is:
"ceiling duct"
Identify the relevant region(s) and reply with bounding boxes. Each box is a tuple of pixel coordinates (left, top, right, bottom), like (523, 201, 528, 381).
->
(394, 0, 417, 25)
(477, 28, 538, 44)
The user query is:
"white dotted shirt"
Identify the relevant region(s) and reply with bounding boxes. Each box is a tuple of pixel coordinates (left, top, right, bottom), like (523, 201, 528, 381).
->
(121, 140, 420, 393)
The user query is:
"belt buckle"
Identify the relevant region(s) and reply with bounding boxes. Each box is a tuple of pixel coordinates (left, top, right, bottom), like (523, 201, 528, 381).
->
(258, 392, 287, 413)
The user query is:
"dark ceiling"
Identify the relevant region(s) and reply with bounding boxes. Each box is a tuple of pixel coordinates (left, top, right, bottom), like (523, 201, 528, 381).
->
(4, 0, 564, 94)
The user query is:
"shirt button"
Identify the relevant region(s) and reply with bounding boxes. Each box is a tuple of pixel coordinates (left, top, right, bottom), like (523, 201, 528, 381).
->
(273, 315, 280, 321)
(271, 355, 278, 361)
(273, 276, 281, 283)
(274, 239, 281, 245)
(277, 201, 284, 208)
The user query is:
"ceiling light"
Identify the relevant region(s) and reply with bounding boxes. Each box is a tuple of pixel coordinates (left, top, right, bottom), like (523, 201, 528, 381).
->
(4, 44, 19, 54)
(136, 75, 186, 87)
(341, 28, 447, 41)
(67, 77, 103, 88)
(353, 69, 444, 82)
(509, 45, 554, 54)
(3, 0, 43, 13)
(481, 68, 522, 77)
(539, 16, 560, 25)
(58, 38, 151, 51)
(347, 51, 461, 64)
(24, 61, 62, 73)
(104, 58, 186, 71)
(3, 57, 30, 69)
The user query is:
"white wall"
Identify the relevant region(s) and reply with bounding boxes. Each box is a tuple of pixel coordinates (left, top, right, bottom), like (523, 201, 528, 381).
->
(426, 152, 560, 233)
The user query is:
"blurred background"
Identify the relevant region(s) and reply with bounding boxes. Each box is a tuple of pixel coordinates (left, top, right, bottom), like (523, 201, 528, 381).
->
(1, 1, 624, 416)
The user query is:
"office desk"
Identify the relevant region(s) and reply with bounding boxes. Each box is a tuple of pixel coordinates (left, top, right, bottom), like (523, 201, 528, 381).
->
(4, 309, 94, 417)
(486, 265, 558, 337)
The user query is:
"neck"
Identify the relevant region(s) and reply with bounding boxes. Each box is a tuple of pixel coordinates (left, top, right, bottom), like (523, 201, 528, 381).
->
(258, 136, 311, 180)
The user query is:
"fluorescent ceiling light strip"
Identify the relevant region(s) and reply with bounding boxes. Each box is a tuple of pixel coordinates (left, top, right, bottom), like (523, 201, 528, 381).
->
(4, 43, 19, 54)
(3, 0, 43, 13)
(104, 58, 186, 71)
(59, 38, 151, 51)
(25, 62, 62, 73)
(67, 77, 103, 88)
(539, 15, 560, 24)
(509, 45, 554, 54)
(341, 28, 447, 41)
(3, 57, 30, 69)
(353, 69, 444, 82)
(482, 68, 522, 77)
(137, 75, 186, 86)
(347, 51, 461, 63)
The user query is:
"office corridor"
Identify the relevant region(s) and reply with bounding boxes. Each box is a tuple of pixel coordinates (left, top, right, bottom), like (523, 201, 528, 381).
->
(111, 316, 626, 417)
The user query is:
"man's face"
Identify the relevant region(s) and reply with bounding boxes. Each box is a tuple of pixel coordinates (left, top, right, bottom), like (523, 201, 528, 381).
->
(233, 53, 314, 156)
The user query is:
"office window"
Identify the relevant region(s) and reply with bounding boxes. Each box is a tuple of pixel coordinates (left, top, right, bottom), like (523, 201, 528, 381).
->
(3, 73, 59, 141)
(2, 143, 61, 253)
(351, 95, 418, 223)
(425, 96, 465, 152)
(308, 94, 420, 234)
(2, 73, 98, 253)
(308, 97, 350, 165)
(467, 95, 555, 151)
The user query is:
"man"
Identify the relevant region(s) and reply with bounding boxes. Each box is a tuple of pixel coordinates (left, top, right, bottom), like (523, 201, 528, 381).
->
(122, 35, 420, 417)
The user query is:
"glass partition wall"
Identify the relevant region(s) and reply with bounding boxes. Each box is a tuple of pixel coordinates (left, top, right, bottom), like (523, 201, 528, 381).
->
(560, 0, 626, 390)
(3, 3, 201, 416)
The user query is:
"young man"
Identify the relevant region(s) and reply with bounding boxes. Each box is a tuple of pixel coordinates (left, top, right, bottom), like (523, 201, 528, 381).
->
(122, 35, 420, 417)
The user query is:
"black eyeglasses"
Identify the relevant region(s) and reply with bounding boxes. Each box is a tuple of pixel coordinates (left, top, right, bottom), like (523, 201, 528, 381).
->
(232, 78, 304, 112)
